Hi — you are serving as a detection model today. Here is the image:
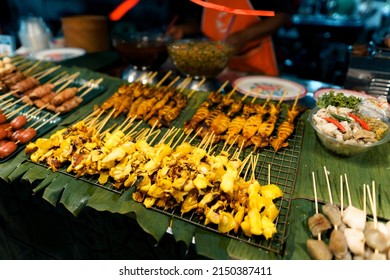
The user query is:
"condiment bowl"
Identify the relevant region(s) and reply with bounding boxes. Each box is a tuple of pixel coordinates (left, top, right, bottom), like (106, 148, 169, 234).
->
(167, 39, 233, 78)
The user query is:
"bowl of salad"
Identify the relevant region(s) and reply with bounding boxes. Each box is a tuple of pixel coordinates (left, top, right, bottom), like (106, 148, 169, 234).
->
(167, 39, 233, 78)
(309, 90, 390, 157)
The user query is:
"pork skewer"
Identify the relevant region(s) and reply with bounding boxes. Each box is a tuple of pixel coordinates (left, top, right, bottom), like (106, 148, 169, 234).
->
(365, 182, 388, 259)
(306, 171, 333, 260)
(324, 171, 350, 259)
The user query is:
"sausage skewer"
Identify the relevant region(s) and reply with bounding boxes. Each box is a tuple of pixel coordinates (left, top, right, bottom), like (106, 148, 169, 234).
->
(16, 112, 60, 144)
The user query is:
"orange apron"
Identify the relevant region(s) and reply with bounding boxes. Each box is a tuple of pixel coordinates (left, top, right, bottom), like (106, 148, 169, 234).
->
(201, 0, 279, 76)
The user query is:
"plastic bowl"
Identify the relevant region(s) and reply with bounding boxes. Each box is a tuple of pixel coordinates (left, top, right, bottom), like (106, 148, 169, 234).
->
(113, 32, 171, 69)
(309, 107, 390, 157)
(167, 39, 233, 78)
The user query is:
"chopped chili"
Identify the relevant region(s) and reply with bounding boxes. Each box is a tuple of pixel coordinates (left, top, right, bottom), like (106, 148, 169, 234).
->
(347, 112, 371, 131)
(330, 112, 351, 123)
(322, 117, 346, 133)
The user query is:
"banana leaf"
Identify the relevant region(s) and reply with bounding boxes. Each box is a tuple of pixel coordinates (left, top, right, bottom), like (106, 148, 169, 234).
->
(21, 164, 50, 184)
(59, 179, 97, 216)
(194, 227, 230, 260)
(42, 174, 73, 206)
(171, 218, 197, 247)
(32, 172, 60, 194)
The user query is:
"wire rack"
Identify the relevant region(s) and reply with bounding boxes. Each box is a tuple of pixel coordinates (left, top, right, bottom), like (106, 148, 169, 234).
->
(149, 117, 305, 254)
(28, 107, 305, 255)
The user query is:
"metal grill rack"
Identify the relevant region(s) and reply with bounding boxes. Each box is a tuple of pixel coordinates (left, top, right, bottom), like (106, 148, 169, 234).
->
(150, 117, 305, 254)
(28, 107, 305, 255)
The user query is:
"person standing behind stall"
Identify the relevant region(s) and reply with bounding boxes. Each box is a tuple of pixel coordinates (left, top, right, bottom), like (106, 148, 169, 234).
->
(168, 0, 293, 76)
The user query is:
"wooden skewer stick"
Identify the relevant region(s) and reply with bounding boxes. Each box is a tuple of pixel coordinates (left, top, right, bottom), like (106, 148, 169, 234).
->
(22, 60, 43, 75)
(344, 173, 352, 207)
(167, 76, 181, 88)
(240, 90, 251, 102)
(0, 90, 19, 100)
(5, 103, 29, 119)
(216, 80, 229, 94)
(178, 77, 192, 92)
(227, 81, 241, 98)
(261, 91, 274, 108)
(25, 104, 49, 121)
(151, 130, 163, 146)
(147, 71, 158, 84)
(34, 112, 60, 131)
(34, 65, 62, 81)
(251, 89, 262, 104)
(187, 77, 206, 98)
(188, 127, 203, 144)
(156, 71, 172, 87)
(125, 119, 143, 139)
(311, 171, 321, 241)
(340, 174, 344, 217)
(167, 127, 182, 147)
(80, 78, 104, 99)
(277, 90, 288, 106)
(83, 108, 104, 125)
(268, 163, 271, 185)
(52, 72, 80, 94)
(96, 109, 115, 133)
(1, 96, 27, 112)
(363, 183, 366, 214)
(292, 89, 300, 110)
(0, 98, 12, 107)
(323, 166, 333, 205)
(47, 71, 69, 85)
(172, 129, 187, 149)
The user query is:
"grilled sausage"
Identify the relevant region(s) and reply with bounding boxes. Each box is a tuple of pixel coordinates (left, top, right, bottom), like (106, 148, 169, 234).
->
(11, 129, 24, 142)
(10, 115, 27, 130)
(0, 127, 7, 140)
(0, 113, 6, 124)
(16, 127, 37, 144)
(0, 141, 18, 158)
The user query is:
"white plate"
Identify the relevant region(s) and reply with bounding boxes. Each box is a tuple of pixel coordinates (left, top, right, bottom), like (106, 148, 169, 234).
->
(314, 88, 373, 101)
(32, 47, 86, 62)
(233, 76, 307, 101)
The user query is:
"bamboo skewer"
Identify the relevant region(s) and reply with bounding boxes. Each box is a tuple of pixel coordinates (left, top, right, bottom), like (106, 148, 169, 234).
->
(156, 71, 172, 87)
(311, 171, 321, 241)
(323, 166, 333, 205)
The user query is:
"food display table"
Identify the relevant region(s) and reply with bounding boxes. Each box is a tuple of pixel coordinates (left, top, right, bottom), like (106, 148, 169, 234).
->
(0, 59, 389, 260)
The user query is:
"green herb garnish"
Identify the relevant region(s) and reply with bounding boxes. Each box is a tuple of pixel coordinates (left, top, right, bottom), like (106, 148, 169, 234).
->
(317, 91, 361, 109)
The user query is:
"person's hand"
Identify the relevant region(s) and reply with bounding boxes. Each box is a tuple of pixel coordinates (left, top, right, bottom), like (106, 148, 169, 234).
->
(166, 23, 201, 40)
(225, 31, 249, 54)
(166, 25, 186, 40)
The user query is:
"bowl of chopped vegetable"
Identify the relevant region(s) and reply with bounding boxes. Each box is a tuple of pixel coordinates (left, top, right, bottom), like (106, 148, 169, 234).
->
(309, 91, 390, 157)
(167, 39, 234, 78)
